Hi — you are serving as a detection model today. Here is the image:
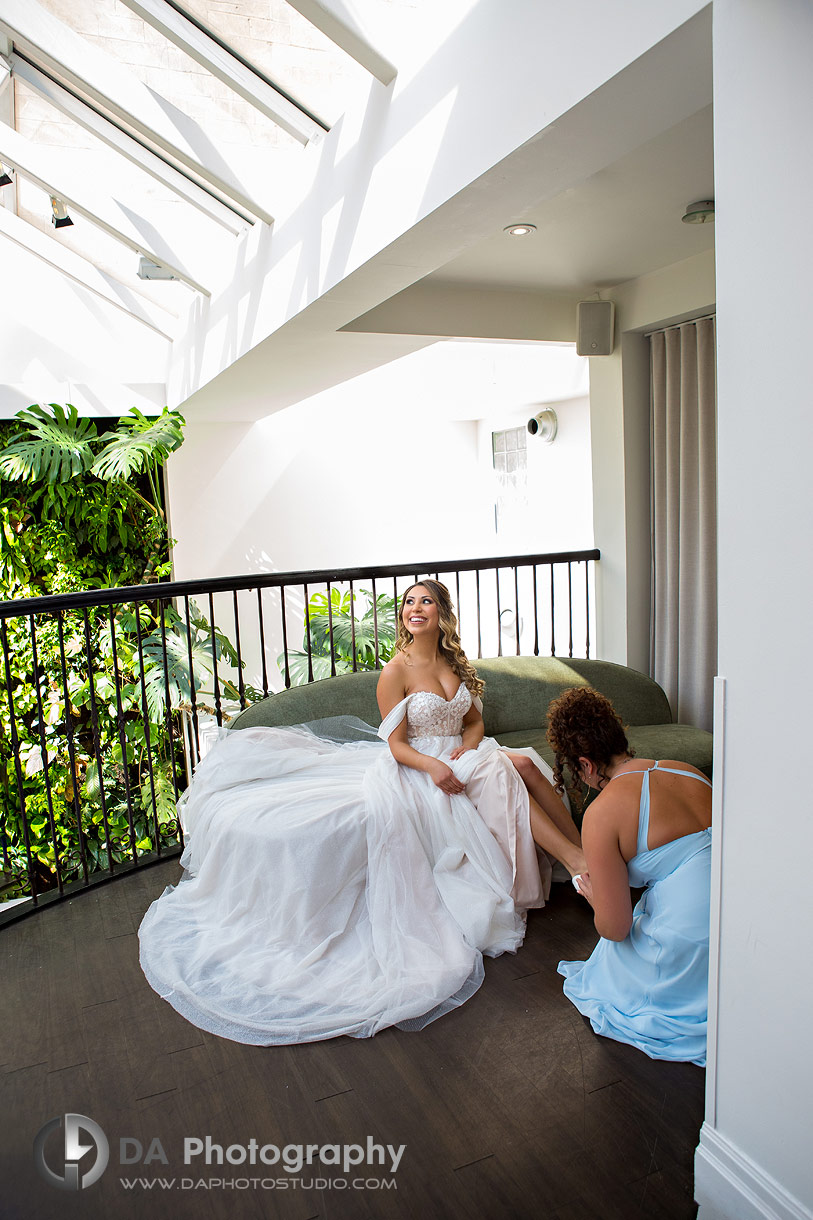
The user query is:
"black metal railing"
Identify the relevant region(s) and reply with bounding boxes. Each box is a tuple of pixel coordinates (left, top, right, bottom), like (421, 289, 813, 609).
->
(0, 548, 598, 921)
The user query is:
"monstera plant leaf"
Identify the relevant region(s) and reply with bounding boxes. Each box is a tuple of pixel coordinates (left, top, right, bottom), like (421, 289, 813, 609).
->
(91, 407, 185, 482)
(0, 404, 97, 484)
(139, 603, 242, 720)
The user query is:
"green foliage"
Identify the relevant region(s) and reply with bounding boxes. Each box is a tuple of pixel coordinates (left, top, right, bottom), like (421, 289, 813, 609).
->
(91, 407, 185, 510)
(282, 587, 398, 686)
(0, 403, 97, 483)
(0, 404, 184, 598)
(0, 403, 204, 903)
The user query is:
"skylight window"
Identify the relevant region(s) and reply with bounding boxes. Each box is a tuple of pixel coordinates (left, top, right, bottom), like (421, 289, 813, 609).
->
(172, 0, 371, 128)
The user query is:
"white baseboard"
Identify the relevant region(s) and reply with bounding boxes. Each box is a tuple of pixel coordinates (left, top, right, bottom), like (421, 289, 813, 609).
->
(695, 1124, 813, 1220)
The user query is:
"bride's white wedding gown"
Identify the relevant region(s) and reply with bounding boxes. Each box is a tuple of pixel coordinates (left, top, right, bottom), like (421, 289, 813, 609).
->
(138, 683, 555, 1044)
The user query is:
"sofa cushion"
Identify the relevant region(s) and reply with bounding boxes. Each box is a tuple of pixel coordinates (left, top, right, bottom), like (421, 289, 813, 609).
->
(231, 670, 382, 730)
(232, 657, 675, 738)
(495, 722, 712, 779)
(475, 657, 673, 735)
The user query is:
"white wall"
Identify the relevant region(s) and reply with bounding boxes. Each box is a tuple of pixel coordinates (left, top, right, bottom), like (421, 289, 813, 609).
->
(168, 340, 591, 579)
(0, 238, 169, 417)
(587, 248, 715, 669)
(695, 2, 813, 1217)
(476, 394, 593, 557)
(166, 339, 592, 690)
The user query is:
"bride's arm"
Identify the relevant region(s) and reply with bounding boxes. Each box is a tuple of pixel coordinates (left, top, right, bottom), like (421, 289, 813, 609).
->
(449, 702, 484, 760)
(376, 664, 465, 795)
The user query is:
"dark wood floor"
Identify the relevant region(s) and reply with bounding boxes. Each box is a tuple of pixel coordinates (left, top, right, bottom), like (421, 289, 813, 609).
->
(1, 860, 704, 1220)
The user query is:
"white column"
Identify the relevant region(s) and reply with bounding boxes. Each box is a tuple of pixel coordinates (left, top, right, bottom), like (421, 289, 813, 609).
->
(696, 2, 813, 1217)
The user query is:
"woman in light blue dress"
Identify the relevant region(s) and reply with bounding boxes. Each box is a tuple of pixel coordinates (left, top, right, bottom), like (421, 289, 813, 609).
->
(548, 687, 712, 1066)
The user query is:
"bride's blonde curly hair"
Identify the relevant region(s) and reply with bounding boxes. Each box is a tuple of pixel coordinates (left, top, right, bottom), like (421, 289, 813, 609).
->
(395, 579, 484, 697)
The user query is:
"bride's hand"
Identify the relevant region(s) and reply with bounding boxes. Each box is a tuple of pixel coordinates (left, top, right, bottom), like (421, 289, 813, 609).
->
(428, 759, 466, 795)
(448, 745, 471, 761)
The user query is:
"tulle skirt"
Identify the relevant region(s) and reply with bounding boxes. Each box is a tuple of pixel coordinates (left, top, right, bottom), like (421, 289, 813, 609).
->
(139, 719, 551, 1044)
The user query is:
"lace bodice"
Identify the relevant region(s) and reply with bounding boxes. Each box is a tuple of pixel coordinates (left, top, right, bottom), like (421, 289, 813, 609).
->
(406, 683, 472, 740)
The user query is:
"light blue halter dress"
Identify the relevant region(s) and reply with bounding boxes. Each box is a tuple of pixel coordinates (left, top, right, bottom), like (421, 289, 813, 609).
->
(558, 763, 712, 1067)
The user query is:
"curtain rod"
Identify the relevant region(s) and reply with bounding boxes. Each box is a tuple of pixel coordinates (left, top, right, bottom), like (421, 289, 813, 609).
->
(644, 311, 716, 338)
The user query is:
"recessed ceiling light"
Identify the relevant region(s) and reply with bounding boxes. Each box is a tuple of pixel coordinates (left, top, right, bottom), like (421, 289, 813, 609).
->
(504, 223, 537, 236)
(682, 199, 715, 224)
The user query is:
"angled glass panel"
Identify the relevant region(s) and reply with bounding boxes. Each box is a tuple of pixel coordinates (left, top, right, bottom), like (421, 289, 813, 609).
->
(34, 0, 298, 162)
(173, 0, 371, 128)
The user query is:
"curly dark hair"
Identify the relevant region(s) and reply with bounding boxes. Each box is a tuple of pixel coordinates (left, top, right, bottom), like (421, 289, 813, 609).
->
(395, 579, 484, 697)
(546, 686, 634, 808)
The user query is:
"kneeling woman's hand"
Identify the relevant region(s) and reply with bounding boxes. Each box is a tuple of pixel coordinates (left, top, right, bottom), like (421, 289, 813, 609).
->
(428, 758, 466, 795)
(574, 872, 594, 903)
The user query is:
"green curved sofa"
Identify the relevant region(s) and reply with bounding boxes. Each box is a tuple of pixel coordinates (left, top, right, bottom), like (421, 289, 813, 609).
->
(230, 655, 713, 778)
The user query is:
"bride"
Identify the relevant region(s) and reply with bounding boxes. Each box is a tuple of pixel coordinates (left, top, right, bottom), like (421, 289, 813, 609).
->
(139, 580, 585, 1044)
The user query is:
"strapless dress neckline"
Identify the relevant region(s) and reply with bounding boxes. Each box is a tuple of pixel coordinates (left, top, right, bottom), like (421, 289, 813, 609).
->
(408, 684, 466, 705)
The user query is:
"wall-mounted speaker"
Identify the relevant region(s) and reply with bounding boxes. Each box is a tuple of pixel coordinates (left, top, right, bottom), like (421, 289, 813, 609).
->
(577, 300, 615, 356)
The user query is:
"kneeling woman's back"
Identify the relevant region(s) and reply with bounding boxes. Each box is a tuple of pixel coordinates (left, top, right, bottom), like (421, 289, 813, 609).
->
(547, 687, 712, 1066)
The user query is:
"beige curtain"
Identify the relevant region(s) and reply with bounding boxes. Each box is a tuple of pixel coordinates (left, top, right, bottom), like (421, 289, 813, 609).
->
(650, 317, 717, 731)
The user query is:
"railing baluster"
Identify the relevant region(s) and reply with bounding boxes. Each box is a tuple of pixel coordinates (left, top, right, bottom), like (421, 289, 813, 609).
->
(327, 581, 336, 677)
(550, 566, 556, 656)
(29, 615, 64, 894)
(371, 577, 380, 668)
(158, 600, 182, 815)
(495, 568, 503, 658)
(56, 611, 88, 886)
(183, 595, 201, 766)
(82, 608, 115, 875)
(475, 569, 482, 658)
(134, 602, 161, 855)
(303, 584, 313, 684)
(568, 562, 574, 658)
(280, 587, 291, 689)
(585, 561, 591, 659)
(106, 607, 138, 863)
(257, 588, 269, 698)
(532, 565, 540, 657)
(513, 567, 520, 656)
(232, 590, 246, 709)
(349, 581, 357, 672)
(207, 592, 223, 726)
(1, 619, 38, 903)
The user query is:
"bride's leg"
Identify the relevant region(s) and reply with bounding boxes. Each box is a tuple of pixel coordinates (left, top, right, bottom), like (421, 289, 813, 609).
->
(526, 794, 586, 878)
(505, 753, 581, 848)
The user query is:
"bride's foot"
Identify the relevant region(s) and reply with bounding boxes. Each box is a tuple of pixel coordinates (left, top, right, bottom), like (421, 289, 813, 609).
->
(528, 799, 586, 877)
(561, 847, 587, 879)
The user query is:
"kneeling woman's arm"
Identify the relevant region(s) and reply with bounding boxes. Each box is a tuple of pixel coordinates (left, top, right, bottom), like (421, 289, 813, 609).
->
(579, 792, 634, 941)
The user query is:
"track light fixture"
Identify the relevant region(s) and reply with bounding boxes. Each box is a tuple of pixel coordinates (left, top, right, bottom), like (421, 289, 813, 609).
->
(137, 256, 178, 281)
(0, 162, 13, 188)
(50, 196, 74, 229)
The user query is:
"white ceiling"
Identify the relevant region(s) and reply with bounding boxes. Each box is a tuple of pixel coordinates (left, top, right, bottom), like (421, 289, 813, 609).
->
(421, 104, 715, 297)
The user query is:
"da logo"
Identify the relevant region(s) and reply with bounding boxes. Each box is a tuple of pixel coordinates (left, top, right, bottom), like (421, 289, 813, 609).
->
(34, 1114, 109, 1191)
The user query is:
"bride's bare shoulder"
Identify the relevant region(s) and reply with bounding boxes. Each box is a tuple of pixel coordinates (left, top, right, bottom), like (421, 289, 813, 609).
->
(377, 655, 408, 709)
